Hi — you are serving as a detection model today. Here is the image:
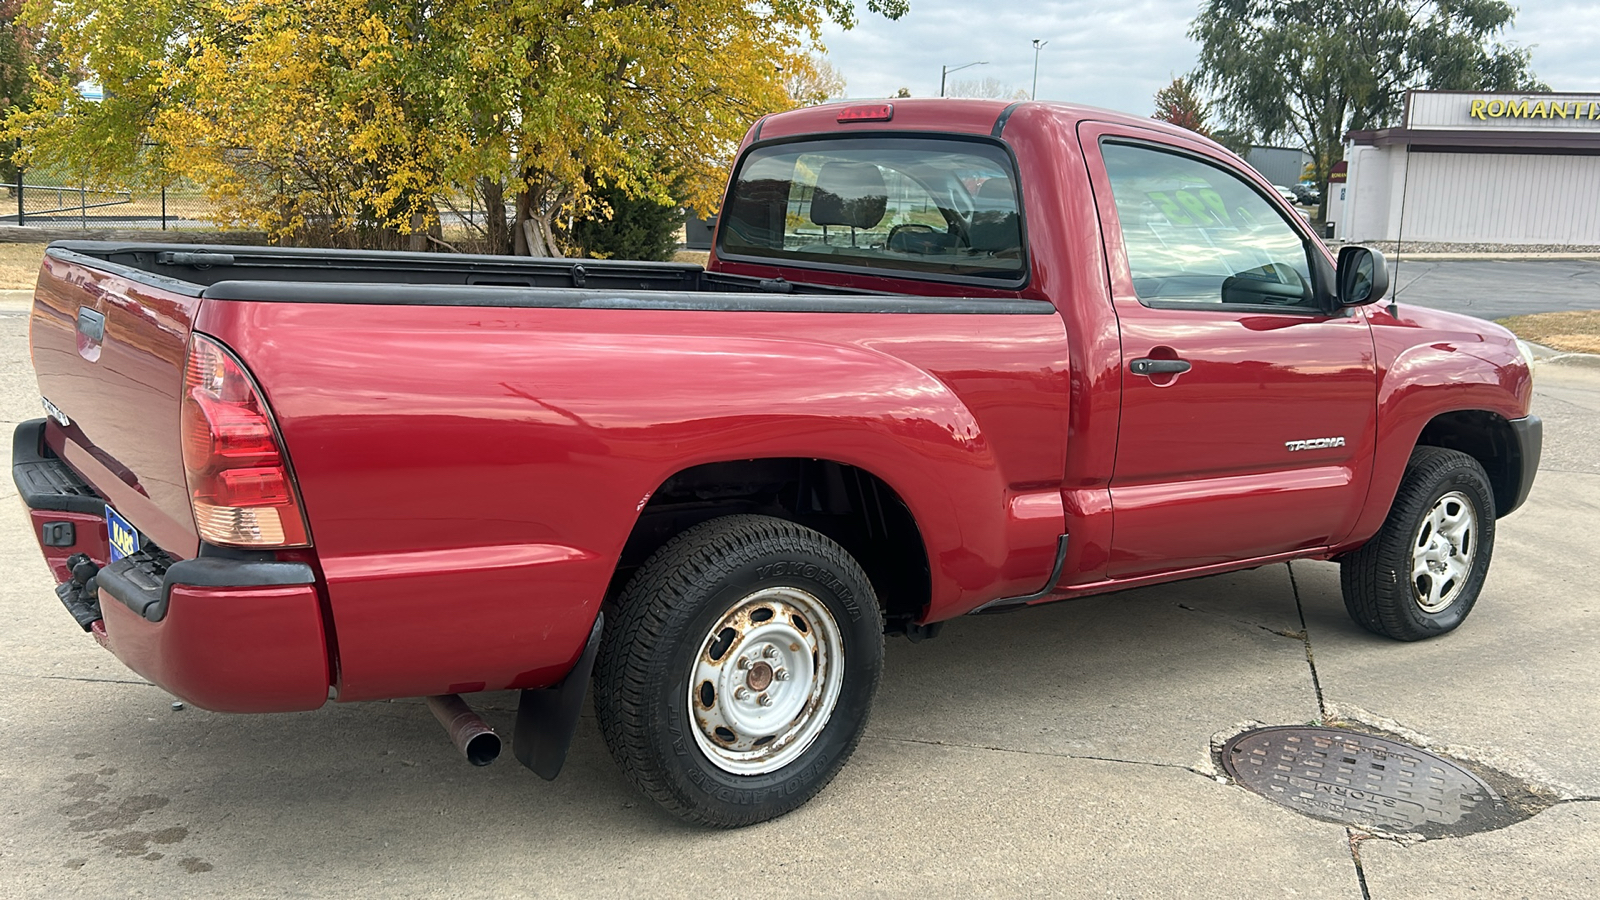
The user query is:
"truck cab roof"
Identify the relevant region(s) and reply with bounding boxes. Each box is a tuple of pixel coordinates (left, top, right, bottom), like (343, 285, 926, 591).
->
(751, 98, 1234, 158)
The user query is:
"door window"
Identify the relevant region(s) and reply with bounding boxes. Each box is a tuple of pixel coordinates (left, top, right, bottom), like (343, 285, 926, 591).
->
(1101, 141, 1316, 310)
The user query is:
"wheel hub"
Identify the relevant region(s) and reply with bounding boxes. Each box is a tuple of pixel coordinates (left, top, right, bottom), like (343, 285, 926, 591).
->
(746, 661, 775, 692)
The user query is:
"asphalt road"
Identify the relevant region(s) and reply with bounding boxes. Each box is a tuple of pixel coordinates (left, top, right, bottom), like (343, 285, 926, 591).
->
(1, 303, 1597, 897)
(1389, 259, 1600, 320)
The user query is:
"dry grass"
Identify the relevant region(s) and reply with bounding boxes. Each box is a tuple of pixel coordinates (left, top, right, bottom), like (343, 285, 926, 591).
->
(672, 250, 710, 266)
(1497, 310, 1600, 355)
(0, 242, 47, 290)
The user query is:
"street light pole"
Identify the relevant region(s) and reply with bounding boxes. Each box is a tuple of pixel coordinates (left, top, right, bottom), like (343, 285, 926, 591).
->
(940, 60, 988, 98)
(1031, 40, 1049, 100)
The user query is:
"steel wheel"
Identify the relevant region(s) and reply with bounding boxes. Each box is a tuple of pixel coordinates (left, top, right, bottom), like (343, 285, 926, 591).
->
(688, 586, 844, 775)
(1411, 490, 1476, 613)
(593, 514, 883, 826)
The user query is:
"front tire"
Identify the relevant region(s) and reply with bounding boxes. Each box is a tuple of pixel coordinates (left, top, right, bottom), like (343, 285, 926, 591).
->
(594, 515, 883, 827)
(1340, 447, 1496, 641)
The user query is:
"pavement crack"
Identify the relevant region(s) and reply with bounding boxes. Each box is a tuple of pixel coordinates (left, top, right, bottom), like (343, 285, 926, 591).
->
(1286, 561, 1328, 719)
(1347, 829, 1374, 900)
(1174, 603, 1305, 640)
(0, 672, 157, 687)
(870, 735, 1209, 778)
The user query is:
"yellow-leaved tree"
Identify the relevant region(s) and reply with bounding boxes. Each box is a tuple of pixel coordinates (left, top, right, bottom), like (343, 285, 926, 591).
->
(9, 0, 906, 252)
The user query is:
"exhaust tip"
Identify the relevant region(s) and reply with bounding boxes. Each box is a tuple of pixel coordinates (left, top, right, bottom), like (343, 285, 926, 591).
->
(426, 694, 501, 767)
(464, 730, 502, 767)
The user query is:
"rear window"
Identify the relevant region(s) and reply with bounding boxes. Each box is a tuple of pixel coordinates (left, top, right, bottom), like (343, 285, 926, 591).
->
(717, 137, 1025, 282)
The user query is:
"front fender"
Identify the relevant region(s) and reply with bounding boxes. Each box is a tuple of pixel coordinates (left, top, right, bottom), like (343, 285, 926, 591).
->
(1340, 311, 1532, 549)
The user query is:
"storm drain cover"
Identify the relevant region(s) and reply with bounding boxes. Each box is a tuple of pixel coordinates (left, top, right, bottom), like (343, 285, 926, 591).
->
(1220, 726, 1506, 835)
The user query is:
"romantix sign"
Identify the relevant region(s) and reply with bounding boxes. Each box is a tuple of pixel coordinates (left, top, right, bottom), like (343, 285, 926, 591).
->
(1471, 98, 1600, 122)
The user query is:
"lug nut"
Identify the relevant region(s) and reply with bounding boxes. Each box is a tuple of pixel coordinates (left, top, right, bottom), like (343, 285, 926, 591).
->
(736, 657, 750, 670)
(774, 668, 789, 682)
(735, 687, 750, 700)
(758, 694, 773, 707)
(762, 646, 778, 659)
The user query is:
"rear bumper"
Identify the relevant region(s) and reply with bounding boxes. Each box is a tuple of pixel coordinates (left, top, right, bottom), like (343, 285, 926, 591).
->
(13, 418, 331, 712)
(99, 581, 330, 713)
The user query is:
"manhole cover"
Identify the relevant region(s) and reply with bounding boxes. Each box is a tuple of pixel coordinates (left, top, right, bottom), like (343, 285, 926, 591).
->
(1221, 726, 1507, 835)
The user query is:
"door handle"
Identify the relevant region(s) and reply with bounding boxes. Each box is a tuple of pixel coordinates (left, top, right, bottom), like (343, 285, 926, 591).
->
(1129, 357, 1191, 376)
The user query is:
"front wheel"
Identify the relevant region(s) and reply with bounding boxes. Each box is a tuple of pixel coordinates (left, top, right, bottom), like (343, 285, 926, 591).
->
(593, 515, 883, 827)
(1340, 447, 1496, 640)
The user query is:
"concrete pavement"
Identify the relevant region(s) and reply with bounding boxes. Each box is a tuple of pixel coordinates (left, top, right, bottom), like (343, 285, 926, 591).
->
(1386, 258, 1600, 320)
(0, 312, 1596, 897)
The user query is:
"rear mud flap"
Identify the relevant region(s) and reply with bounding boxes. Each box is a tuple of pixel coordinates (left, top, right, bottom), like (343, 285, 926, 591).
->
(513, 612, 604, 781)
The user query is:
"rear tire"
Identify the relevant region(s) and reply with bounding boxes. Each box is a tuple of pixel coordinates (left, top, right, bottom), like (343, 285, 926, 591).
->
(593, 514, 883, 827)
(1340, 447, 1495, 641)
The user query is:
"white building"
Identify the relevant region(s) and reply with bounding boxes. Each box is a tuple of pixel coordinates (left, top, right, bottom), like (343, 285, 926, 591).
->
(1335, 90, 1600, 247)
(1245, 146, 1313, 188)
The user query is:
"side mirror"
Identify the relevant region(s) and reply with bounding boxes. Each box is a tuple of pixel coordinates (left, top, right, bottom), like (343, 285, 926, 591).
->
(1336, 246, 1390, 307)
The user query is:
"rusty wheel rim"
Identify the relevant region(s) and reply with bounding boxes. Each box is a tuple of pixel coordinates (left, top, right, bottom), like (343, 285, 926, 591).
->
(687, 586, 843, 775)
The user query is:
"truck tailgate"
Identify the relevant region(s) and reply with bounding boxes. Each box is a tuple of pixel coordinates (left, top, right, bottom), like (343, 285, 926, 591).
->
(30, 248, 202, 559)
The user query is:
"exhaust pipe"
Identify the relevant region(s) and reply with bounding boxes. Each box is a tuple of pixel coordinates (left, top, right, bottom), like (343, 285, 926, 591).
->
(426, 694, 501, 766)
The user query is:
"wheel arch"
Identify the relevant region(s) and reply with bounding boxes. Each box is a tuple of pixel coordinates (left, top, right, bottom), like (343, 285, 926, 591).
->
(605, 458, 933, 633)
(1414, 409, 1525, 518)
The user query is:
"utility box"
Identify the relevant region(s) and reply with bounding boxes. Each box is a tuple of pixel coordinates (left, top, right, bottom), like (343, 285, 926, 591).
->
(684, 214, 718, 251)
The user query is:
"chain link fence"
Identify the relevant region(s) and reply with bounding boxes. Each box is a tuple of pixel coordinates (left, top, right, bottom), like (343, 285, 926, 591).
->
(3, 153, 218, 231)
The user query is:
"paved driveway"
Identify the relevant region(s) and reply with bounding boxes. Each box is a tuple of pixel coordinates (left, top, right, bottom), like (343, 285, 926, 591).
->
(1, 305, 1596, 898)
(1390, 259, 1600, 320)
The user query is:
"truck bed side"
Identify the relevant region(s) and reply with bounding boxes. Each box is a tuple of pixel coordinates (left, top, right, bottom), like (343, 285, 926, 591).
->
(197, 294, 1072, 700)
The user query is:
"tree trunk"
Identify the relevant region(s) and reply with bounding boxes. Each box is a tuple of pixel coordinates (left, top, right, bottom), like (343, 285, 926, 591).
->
(512, 184, 565, 258)
(408, 211, 428, 251)
(481, 178, 510, 255)
(513, 186, 537, 255)
(529, 213, 564, 259)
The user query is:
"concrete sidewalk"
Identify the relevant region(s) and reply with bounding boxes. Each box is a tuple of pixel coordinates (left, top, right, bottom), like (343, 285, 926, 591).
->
(0, 312, 1595, 897)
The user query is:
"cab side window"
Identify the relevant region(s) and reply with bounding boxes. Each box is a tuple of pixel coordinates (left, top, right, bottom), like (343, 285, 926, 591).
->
(1101, 141, 1316, 310)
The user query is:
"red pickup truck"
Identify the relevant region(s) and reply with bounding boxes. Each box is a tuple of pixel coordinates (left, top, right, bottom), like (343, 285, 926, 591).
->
(15, 99, 1539, 827)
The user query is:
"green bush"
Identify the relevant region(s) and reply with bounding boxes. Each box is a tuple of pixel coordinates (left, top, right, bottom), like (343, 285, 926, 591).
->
(566, 183, 684, 261)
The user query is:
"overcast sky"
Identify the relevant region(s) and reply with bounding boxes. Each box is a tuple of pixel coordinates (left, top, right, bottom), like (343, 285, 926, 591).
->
(820, 1, 1600, 117)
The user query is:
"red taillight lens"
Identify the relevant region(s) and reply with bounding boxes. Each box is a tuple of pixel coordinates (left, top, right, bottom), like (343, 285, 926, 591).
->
(181, 334, 310, 547)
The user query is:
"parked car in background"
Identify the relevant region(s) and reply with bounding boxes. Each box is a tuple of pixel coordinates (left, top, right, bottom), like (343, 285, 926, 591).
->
(1293, 181, 1322, 205)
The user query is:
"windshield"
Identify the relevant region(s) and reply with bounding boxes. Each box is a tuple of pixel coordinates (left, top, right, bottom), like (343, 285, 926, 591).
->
(718, 137, 1026, 282)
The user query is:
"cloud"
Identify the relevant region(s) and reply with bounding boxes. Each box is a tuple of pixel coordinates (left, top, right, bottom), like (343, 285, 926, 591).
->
(1508, 3, 1600, 91)
(820, 0, 1203, 113)
(819, 0, 1595, 116)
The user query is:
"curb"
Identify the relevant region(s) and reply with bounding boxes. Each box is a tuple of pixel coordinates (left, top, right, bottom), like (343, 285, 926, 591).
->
(1389, 254, 1600, 262)
(1528, 342, 1600, 369)
(1534, 353, 1600, 369)
(1326, 242, 1600, 261)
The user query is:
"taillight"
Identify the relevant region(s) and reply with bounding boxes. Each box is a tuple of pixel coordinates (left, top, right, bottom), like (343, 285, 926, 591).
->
(181, 334, 310, 547)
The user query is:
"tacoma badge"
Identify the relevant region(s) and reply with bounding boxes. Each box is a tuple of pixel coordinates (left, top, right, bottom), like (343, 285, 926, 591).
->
(1285, 436, 1345, 452)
